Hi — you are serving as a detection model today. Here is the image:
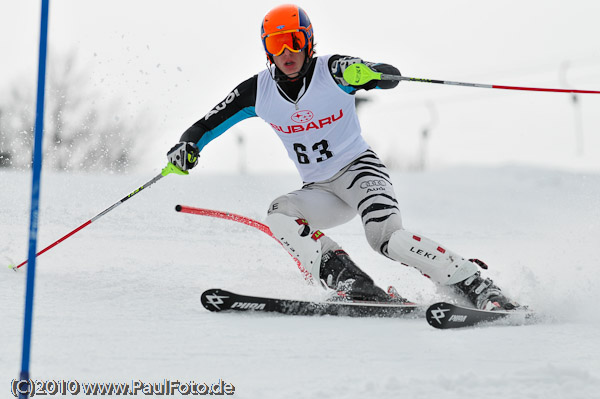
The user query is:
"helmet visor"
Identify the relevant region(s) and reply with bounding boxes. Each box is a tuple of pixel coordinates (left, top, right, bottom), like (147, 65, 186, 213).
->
(263, 30, 307, 56)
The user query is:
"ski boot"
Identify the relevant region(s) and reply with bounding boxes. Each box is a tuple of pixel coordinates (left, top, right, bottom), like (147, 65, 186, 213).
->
(386, 286, 413, 305)
(453, 270, 520, 311)
(320, 250, 398, 302)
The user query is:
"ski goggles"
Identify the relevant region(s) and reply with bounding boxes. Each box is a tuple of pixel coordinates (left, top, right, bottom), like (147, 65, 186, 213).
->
(262, 29, 308, 56)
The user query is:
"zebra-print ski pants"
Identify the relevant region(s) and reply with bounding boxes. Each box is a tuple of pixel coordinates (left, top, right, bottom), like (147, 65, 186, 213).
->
(267, 149, 402, 257)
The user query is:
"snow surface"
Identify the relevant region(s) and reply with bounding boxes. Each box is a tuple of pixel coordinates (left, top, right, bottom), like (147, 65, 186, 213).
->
(2, 165, 600, 398)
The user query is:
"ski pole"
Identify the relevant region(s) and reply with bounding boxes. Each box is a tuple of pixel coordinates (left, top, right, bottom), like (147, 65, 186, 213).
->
(9, 163, 187, 271)
(343, 63, 600, 94)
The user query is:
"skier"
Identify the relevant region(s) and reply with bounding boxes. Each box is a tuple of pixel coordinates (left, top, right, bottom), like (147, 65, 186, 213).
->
(167, 4, 519, 310)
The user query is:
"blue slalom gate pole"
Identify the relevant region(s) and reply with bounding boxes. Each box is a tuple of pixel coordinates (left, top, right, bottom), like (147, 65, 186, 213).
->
(19, 0, 50, 397)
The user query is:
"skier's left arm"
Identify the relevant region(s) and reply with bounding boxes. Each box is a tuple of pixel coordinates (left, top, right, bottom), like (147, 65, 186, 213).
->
(328, 55, 400, 94)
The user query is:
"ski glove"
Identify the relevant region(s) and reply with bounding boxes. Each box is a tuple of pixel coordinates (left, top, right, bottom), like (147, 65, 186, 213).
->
(331, 57, 399, 90)
(167, 141, 199, 171)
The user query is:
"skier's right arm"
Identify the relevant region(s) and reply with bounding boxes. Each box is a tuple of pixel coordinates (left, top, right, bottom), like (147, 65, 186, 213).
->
(167, 76, 258, 171)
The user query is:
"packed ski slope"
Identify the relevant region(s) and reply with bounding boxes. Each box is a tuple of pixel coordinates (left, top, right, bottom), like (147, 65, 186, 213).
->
(1, 165, 599, 398)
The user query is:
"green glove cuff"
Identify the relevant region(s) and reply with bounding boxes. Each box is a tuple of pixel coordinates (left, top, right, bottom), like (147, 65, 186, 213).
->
(162, 162, 189, 176)
(342, 63, 383, 86)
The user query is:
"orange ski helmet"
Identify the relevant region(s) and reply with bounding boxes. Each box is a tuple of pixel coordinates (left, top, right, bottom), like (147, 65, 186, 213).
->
(261, 4, 314, 63)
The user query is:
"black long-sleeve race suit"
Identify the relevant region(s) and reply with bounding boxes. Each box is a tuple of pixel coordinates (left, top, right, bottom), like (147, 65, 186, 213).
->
(179, 55, 400, 151)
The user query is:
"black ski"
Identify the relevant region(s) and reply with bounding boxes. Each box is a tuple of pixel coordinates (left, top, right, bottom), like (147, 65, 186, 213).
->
(201, 289, 421, 318)
(426, 302, 536, 329)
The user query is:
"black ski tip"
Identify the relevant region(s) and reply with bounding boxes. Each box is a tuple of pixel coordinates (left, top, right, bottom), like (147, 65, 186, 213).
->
(425, 301, 534, 329)
(175, 204, 182, 212)
(426, 302, 456, 329)
(201, 289, 234, 312)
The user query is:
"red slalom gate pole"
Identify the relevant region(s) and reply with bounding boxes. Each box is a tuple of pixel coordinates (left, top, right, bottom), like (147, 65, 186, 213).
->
(175, 205, 274, 237)
(175, 205, 312, 281)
